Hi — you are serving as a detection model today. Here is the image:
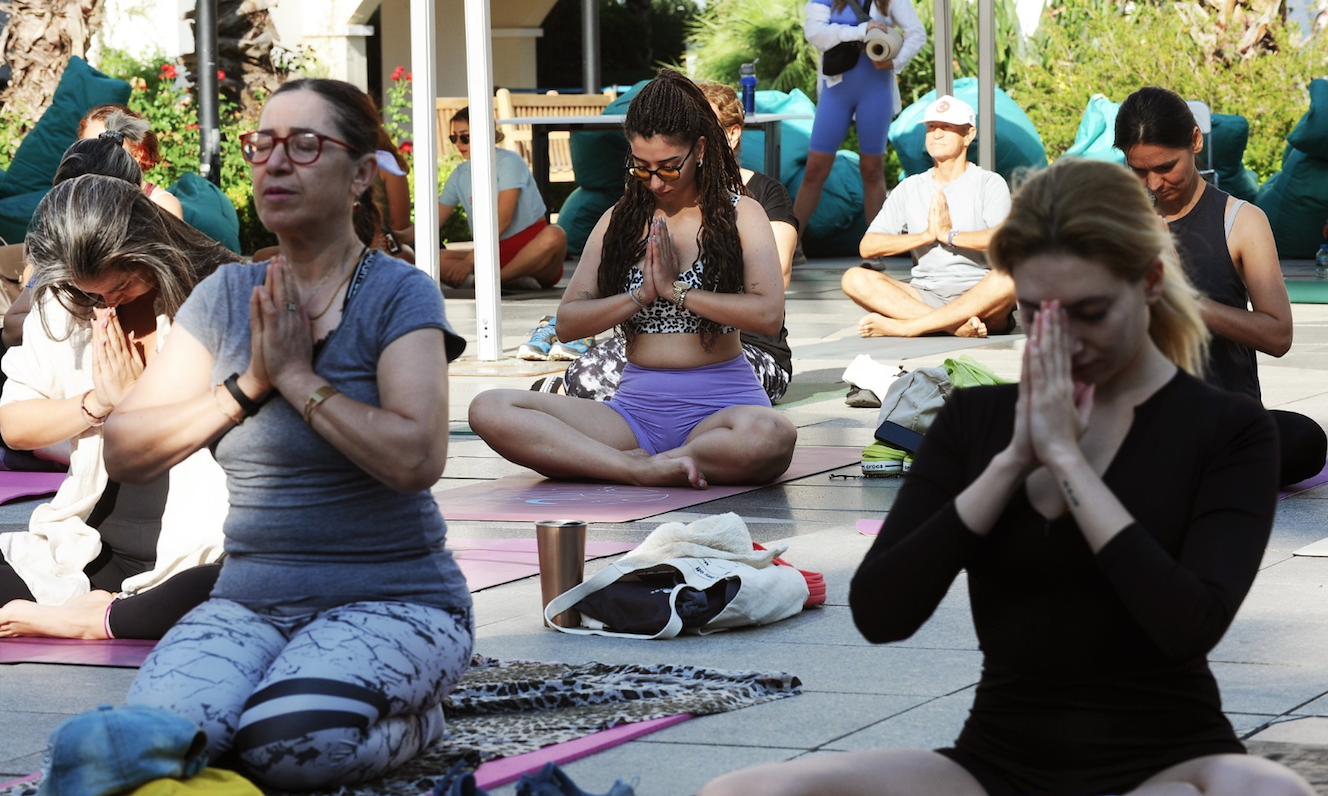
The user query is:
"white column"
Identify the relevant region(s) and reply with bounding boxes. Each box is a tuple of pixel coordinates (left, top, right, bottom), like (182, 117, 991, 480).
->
(410, 0, 440, 285)
(465, 0, 503, 360)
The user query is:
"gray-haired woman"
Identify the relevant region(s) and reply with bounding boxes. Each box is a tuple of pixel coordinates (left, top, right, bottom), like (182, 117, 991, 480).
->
(0, 172, 234, 640)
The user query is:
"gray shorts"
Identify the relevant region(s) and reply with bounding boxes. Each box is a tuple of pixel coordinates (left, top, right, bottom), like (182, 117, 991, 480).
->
(910, 281, 973, 308)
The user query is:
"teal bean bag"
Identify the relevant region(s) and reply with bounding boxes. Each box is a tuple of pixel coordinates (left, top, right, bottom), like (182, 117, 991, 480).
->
(168, 173, 241, 253)
(788, 150, 868, 257)
(1210, 113, 1260, 202)
(736, 89, 817, 180)
(568, 81, 645, 193)
(1286, 78, 1328, 156)
(555, 186, 619, 256)
(0, 57, 132, 242)
(889, 77, 1048, 182)
(1256, 147, 1328, 260)
(1062, 93, 1125, 166)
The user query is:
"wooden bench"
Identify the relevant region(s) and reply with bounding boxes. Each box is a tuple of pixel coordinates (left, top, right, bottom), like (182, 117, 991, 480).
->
(435, 89, 616, 184)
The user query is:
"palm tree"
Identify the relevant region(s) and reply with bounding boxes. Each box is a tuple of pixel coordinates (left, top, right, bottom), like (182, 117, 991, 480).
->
(0, 0, 107, 132)
(180, 0, 289, 116)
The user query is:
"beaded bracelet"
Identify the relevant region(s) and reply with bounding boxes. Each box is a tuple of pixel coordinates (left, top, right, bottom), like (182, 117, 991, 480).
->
(79, 389, 109, 428)
(211, 383, 244, 425)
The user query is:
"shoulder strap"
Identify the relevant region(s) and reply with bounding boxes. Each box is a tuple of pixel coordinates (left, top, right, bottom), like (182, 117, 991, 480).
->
(1223, 198, 1246, 241)
(843, 0, 872, 23)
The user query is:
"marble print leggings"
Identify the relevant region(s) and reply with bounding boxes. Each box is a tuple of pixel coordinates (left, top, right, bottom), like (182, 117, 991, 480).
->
(127, 598, 474, 790)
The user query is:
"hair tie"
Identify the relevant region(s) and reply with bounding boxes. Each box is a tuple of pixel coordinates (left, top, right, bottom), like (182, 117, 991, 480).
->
(99, 130, 126, 145)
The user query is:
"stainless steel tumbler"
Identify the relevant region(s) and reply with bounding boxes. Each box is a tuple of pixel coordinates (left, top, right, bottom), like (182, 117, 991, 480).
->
(535, 519, 587, 628)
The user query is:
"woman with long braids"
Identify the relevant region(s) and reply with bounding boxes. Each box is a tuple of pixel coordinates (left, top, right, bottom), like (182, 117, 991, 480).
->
(470, 69, 796, 488)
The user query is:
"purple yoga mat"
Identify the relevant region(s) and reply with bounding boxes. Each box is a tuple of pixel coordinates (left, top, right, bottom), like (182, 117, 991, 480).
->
(0, 637, 154, 667)
(438, 445, 861, 523)
(0, 471, 65, 505)
(1279, 462, 1328, 500)
(453, 538, 637, 591)
(473, 714, 692, 789)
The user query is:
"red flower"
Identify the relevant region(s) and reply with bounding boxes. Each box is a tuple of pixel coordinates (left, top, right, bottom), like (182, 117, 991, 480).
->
(390, 66, 405, 81)
(399, 141, 413, 154)
(186, 123, 199, 130)
(160, 63, 178, 80)
(217, 70, 226, 81)
(405, 72, 413, 82)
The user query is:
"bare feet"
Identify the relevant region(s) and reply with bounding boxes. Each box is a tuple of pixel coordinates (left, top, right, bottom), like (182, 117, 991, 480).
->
(627, 453, 708, 489)
(953, 316, 988, 338)
(858, 313, 915, 338)
(0, 590, 115, 639)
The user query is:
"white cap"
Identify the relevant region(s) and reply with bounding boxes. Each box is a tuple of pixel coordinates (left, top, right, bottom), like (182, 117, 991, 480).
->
(923, 95, 976, 128)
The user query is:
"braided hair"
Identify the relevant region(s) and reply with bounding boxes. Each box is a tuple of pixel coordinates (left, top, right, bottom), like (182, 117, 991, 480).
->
(598, 68, 746, 350)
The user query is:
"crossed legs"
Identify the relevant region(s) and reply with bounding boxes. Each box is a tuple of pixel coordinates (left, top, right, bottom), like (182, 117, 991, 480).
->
(841, 266, 1016, 338)
(438, 224, 568, 289)
(468, 390, 796, 489)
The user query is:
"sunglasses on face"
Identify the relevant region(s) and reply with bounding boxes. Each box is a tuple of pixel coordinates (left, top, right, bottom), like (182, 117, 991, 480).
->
(625, 143, 695, 183)
(449, 133, 470, 145)
(240, 131, 354, 165)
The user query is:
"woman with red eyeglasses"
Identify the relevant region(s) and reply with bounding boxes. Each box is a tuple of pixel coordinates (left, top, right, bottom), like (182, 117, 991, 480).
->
(398, 106, 567, 290)
(469, 69, 797, 489)
(101, 79, 474, 789)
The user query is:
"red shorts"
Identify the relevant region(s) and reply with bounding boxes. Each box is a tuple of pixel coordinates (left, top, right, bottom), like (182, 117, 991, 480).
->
(498, 218, 549, 267)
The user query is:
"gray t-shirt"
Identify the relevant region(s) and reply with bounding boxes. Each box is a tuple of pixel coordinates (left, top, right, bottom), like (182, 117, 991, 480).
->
(867, 163, 1011, 294)
(175, 252, 471, 615)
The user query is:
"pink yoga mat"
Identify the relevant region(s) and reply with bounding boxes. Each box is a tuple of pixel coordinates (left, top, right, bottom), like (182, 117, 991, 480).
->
(473, 714, 692, 789)
(438, 445, 861, 523)
(0, 471, 65, 505)
(1279, 462, 1328, 500)
(453, 538, 637, 591)
(856, 518, 883, 536)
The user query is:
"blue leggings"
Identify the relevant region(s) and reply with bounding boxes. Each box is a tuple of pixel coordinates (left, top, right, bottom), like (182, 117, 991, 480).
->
(810, 55, 894, 155)
(127, 598, 474, 790)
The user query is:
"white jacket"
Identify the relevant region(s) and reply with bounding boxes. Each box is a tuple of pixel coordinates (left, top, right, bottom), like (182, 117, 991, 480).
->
(0, 295, 227, 605)
(804, 0, 927, 117)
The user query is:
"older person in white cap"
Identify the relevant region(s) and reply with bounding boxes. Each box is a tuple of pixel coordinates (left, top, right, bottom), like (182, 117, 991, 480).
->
(842, 95, 1015, 337)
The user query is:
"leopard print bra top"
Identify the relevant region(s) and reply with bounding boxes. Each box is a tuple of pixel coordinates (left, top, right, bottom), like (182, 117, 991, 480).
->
(623, 195, 741, 336)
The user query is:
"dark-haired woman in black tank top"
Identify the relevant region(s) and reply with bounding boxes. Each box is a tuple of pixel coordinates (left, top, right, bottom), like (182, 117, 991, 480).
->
(1116, 86, 1327, 485)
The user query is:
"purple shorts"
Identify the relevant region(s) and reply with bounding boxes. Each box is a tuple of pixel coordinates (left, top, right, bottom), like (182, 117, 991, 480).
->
(606, 355, 771, 455)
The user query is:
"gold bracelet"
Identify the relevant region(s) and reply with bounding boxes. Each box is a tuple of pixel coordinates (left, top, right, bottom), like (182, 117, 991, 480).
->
(303, 385, 341, 424)
(79, 389, 109, 427)
(211, 383, 244, 425)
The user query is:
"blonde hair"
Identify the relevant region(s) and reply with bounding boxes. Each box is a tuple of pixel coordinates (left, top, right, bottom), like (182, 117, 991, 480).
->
(989, 158, 1209, 375)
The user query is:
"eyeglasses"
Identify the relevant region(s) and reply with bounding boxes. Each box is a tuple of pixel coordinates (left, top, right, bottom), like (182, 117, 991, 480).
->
(240, 131, 354, 165)
(625, 143, 695, 183)
(448, 133, 470, 145)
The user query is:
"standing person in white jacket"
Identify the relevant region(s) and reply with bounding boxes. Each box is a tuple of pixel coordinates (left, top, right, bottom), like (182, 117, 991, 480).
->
(798, 0, 925, 235)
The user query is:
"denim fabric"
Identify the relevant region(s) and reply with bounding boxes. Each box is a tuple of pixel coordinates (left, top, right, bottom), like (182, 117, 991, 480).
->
(39, 705, 206, 796)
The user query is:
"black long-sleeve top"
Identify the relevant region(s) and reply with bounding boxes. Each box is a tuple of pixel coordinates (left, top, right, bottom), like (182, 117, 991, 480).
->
(849, 371, 1278, 795)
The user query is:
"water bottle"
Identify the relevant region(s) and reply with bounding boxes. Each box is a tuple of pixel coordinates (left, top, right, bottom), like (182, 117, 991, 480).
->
(740, 62, 758, 115)
(1318, 244, 1328, 280)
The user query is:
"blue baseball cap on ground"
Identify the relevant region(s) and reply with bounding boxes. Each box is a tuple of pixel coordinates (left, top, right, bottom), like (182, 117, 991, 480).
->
(39, 705, 208, 796)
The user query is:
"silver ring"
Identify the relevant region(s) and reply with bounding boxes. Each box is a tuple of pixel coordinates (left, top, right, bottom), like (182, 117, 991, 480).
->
(286, 302, 298, 312)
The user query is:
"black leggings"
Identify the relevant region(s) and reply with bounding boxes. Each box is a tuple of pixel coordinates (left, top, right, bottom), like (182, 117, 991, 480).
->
(107, 562, 222, 639)
(1273, 409, 1327, 486)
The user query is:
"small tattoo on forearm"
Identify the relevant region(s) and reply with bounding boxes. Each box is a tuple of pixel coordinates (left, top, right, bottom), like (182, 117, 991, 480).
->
(1061, 479, 1081, 508)
(577, 290, 594, 300)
